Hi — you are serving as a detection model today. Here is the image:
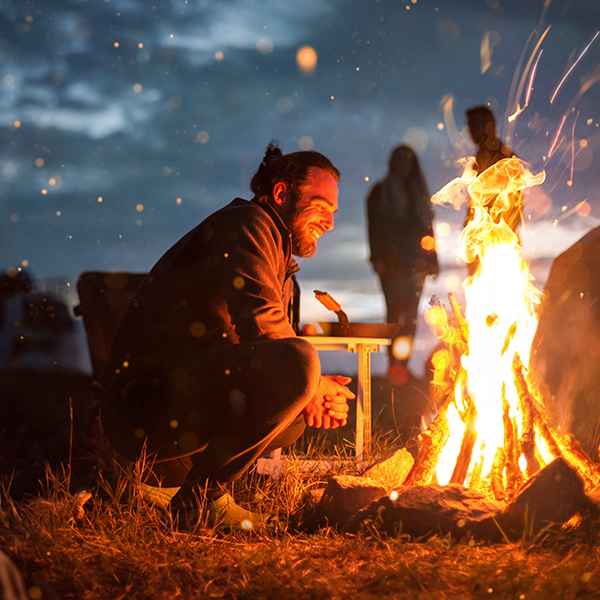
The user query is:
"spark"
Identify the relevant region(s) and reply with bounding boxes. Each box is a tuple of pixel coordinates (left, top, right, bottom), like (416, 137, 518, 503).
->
(553, 200, 588, 224)
(506, 26, 550, 130)
(550, 31, 600, 104)
(508, 104, 524, 123)
(508, 44, 545, 122)
(547, 115, 566, 158)
(567, 111, 579, 186)
(525, 49, 543, 105)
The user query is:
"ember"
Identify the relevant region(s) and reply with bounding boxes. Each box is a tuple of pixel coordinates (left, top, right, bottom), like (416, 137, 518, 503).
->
(407, 156, 600, 501)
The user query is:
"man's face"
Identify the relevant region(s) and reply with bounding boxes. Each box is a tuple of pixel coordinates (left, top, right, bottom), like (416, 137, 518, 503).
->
(282, 168, 339, 259)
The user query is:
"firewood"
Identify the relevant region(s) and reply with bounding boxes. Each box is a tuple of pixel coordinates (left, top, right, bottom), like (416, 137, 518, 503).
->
(426, 296, 469, 356)
(558, 434, 600, 492)
(512, 354, 540, 477)
(429, 380, 453, 411)
(514, 355, 600, 487)
(468, 456, 484, 491)
(449, 400, 477, 486)
(513, 355, 563, 460)
(523, 363, 557, 420)
(448, 292, 469, 350)
(490, 447, 506, 502)
(523, 360, 600, 491)
(405, 411, 451, 486)
(502, 395, 523, 499)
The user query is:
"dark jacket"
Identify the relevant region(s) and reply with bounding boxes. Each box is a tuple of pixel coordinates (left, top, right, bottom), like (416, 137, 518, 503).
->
(101, 197, 300, 390)
(367, 182, 438, 279)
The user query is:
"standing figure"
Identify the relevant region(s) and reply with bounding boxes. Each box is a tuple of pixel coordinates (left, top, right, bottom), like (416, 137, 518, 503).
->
(367, 145, 438, 374)
(101, 141, 355, 530)
(465, 106, 521, 274)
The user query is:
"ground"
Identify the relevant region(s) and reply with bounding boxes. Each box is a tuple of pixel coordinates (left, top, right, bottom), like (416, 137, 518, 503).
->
(2, 369, 600, 599)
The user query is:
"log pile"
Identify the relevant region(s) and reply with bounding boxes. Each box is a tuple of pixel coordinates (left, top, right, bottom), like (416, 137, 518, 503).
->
(406, 293, 600, 501)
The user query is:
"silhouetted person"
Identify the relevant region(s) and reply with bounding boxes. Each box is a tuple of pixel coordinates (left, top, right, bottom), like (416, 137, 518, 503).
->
(465, 106, 521, 274)
(367, 145, 438, 377)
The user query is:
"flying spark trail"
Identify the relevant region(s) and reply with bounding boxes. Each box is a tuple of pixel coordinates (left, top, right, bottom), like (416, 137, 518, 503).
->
(550, 31, 600, 104)
(567, 111, 580, 187)
(508, 49, 544, 123)
(547, 114, 567, 158)
(553, 200, 588, 224)
(525, 49, 543, 106)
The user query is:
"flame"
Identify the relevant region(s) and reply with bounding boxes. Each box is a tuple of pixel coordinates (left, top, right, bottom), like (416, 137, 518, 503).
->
(430, 158, 547, 489)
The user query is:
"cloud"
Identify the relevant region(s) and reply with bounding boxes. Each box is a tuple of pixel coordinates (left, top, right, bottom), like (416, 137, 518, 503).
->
(164, 0, 334, 48)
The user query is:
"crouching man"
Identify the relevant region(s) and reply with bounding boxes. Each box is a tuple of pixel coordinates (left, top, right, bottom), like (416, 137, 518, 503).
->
(100, 141, 355, 530)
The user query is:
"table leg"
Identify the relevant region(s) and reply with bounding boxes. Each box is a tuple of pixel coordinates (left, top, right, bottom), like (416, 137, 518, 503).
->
(357, 343, 372, 460)
(350, 342, 373, 461)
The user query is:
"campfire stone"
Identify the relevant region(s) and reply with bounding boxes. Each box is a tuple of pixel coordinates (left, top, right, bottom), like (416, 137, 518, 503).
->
(343, 484, 507, 542)
(361, 448, 414, 490)
(318, 475, 387, 528)
(505, 457, 587, 535)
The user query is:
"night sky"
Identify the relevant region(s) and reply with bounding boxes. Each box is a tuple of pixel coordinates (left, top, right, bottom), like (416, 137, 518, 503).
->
(1, 0, 599, 374)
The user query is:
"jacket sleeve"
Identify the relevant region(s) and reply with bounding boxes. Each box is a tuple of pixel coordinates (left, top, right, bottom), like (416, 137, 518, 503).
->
(208, 206, 297, 343)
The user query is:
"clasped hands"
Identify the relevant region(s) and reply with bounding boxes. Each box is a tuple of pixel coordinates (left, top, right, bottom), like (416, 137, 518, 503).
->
(302, 374, 355, 429)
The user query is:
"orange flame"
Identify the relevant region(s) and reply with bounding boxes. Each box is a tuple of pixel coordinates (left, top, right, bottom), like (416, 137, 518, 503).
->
(429, 158, 547, 487)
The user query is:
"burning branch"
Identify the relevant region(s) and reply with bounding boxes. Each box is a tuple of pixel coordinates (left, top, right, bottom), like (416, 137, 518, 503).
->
(448, 398, 477, 486)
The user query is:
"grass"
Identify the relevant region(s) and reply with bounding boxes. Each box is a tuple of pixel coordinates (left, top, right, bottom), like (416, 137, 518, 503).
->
(2, 372, 600, 599)
(3, 444, 600, 599)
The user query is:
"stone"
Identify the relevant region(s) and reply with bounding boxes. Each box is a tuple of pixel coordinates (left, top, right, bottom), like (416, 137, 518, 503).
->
(505, 457, 587, 535)
(532, 225, 600, 461)
(318, 475, 387, 528)
(362, 448, 414, 490)
(343, 484, 507, 542)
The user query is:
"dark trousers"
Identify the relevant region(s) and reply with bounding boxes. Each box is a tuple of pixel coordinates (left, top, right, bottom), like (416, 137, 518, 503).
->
(379, 271, 427, 367)
(102, 337, 320, 489)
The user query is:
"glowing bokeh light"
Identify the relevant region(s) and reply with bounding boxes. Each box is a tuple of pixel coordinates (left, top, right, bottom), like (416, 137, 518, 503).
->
(296, 46, 317, 73)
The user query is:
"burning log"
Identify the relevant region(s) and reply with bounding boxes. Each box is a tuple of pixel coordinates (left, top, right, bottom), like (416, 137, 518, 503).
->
(407, 352, 462, 487)
(502, 395, 523, 499)
(513, 354, 561, 458)
(448, 292, 469, 345)
(405, 411, 451, 486)
(449, 398, 477, 486)
(513, 354, 541, 477)
(426, 295, 469, 357)
(490, 447, 506, 501)
(405, 375, 457, 487)
(513, 354, 600, 491)
(404, 155, 600, 514)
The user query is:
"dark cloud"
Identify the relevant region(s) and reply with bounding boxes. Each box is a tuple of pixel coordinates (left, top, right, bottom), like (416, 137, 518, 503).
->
(0, 0, 598, 308)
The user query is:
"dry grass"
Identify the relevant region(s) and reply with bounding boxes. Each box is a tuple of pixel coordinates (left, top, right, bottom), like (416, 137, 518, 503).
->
(2, 439, 600, 600)
(2, 372, 600, 599)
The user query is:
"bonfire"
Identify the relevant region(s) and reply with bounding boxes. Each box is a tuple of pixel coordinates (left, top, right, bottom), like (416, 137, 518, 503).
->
(407, 156, 600, 501)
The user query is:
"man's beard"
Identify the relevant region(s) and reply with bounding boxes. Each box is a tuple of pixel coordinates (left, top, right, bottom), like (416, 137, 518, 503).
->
(289, 215, 317, 258)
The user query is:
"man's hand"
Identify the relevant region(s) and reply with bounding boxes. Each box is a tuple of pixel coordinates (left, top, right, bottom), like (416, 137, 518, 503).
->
(302, 375, 355, 429)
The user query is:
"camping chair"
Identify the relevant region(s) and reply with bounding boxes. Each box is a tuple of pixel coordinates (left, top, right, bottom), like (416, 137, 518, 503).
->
(73, 271, 147, 440)
(74, 271, 147, 384)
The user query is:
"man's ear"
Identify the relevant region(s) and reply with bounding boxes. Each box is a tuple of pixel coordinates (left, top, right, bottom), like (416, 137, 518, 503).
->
(272, 181, 288, 207)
